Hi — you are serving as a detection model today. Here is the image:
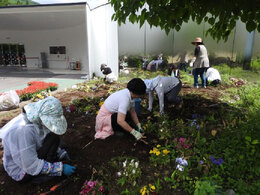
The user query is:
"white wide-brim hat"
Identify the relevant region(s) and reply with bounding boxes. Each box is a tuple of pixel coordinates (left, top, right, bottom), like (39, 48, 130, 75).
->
(192, 37, 203, 45)
(24, 96, 67, 135)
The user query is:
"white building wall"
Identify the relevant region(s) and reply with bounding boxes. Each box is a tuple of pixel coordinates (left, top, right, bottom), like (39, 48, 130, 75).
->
(119, 19, 260, 62)
(0, 23, 88, 72)
(86, 3, 118, 78)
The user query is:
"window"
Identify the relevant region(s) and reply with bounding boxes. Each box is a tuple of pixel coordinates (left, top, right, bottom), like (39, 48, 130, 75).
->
(49, 46, 66, 54)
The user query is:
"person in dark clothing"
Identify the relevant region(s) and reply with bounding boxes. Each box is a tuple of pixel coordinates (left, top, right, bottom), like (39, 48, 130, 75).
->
(168, 63, 180, 79)
(100, 64, 117, 83)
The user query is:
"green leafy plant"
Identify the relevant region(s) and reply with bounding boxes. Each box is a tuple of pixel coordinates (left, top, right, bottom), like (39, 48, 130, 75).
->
(194, 180, 222, 195)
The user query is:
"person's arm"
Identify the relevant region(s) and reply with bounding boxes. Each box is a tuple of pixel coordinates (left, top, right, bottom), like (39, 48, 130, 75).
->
(148, 91, 153, 111)
(194, 46, 200, 57)
(117, 111, 143, 140)
(129, 107, 139, 125)
(155, 86, 165, 114)
(40, 161, 63, 176)
(117, 112, 134, 133)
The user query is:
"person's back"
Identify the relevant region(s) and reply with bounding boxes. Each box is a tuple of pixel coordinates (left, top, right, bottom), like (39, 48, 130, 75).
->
(206, 67, 221, 86)
(206, 67, 221, 81)
(1, 115, 45, 181)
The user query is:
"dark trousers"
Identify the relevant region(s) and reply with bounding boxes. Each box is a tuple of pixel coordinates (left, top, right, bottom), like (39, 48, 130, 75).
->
(19, 133, 60, 183)
(165, 81, 182, 104)
(37, 133, 60, 163)
(111, 112, 133, 136)
(179, 63, 187, 72)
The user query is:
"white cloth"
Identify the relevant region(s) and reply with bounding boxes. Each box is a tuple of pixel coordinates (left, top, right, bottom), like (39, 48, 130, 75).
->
(104, 89, 134, 115)
(0, 113, 49, 181)
(105, 72, 117, 83)
(205, 67, 221, 81)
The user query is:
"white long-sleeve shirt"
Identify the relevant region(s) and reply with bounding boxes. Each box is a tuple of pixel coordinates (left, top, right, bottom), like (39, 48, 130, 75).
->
(0, 113, 56, 181)
(205, 67, 221, 81)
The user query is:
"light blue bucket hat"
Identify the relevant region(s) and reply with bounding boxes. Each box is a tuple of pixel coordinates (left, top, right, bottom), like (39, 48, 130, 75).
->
(24, 96, 67, 135)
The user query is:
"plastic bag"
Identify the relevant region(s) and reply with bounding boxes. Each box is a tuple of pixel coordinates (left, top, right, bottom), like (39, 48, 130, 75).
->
(0, 90, 20, 111)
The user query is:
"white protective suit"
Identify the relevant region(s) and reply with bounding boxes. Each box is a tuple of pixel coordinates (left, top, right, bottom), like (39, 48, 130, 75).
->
(0, 113, 49, 181)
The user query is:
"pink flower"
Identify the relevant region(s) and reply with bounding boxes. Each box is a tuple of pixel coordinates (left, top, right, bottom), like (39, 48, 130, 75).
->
(184, 144, 190, 149)
(87, 181, 95, 188)
(98, 185, 104, 193)
(179, 137, 186, 145)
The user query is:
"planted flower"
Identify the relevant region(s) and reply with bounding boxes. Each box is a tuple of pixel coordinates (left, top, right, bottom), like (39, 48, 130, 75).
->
(16, 81, 58, 101)
(149, 145, 174, 167)
(66, 104, 77, 113)
(210, 156, 223, 166)
(174, 137, 191, 150)
(175, 157, 188, 171)
(31, 91, 51, 102)
(80, 180, 105, 195)
(140, 184, 156, 195)
(110, 157, 142, 189)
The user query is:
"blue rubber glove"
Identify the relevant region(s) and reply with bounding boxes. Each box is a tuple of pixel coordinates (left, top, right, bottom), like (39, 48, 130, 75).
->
(63, 164, 76, 176)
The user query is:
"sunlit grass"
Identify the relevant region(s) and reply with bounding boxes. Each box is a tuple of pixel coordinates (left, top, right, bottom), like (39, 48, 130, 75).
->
(215, 64, 260, 84)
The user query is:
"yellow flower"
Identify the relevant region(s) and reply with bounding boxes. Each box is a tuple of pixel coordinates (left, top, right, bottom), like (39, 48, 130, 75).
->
(99, 101, 104, 107)
(163, 149, 170, 155)
(85, 85, 90, 92)
(96, 111, 99, 114)
(155, 151, 160, 156)
(211, 130, 217, 136)
(156, 144, 161, 148)
(140, 186, 148, 195)
(149, 184, 156, 192)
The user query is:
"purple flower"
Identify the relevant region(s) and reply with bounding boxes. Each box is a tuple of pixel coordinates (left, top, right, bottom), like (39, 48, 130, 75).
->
(176, 157, 188, 166)
(190, 119, 197, 127)
(200, 160, 204, 165)
(210, 156, 223, 165)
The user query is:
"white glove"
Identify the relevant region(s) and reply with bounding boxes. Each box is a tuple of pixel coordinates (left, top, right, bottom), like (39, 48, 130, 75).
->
(189, 57, 196, 67)
(130, 129, 142, 140)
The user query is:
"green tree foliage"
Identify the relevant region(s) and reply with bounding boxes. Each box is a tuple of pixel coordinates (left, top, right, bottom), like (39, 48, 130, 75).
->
(0, 0, 37, 6)
(109, 0, 260, 41)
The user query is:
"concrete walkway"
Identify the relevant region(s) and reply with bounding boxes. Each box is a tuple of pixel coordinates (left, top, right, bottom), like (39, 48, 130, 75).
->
(0, 66, 89, 93)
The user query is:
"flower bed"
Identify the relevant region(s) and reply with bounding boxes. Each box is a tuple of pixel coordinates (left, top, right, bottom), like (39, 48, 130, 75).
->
(0, 81, 58, 101)
(17, 81, 58, 101)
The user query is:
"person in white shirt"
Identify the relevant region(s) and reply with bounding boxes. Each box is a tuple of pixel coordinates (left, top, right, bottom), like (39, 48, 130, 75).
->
(95, 78, 146, 140)
(205, 67, 221, 86)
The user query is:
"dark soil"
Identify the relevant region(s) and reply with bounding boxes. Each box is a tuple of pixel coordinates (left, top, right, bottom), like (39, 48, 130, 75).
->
(0, 84, 230, 195)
